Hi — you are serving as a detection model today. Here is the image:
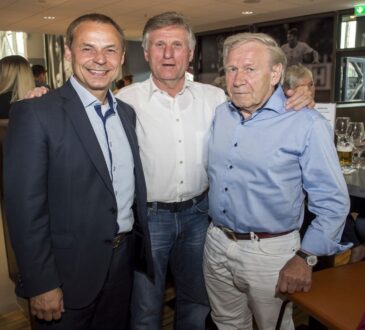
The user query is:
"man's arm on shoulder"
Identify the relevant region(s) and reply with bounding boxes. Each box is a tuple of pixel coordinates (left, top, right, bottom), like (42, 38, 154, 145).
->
(4, 101, 61, 301)
(24, 86, 49, 99)
(285, 84, 315, 110)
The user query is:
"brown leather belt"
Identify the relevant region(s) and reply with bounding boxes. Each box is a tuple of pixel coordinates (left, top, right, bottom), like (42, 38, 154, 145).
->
(147, 190, 207, 213)
(218, 226, 294, 241)
(112, 232, 130, 249)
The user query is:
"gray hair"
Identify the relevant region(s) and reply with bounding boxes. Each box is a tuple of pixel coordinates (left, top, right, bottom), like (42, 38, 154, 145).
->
(223, 32, 287, 83)
(283, 64, 313, 91)
(142, 11, 196, 51)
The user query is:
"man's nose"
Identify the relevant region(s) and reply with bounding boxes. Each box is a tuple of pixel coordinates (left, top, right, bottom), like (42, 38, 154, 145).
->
(163, 45, 173, 58)
(94, 50, 107, 63)
(233, 69, 247, 86)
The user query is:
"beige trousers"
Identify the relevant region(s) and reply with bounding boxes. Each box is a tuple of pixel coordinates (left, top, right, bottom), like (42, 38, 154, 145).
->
(203, 224, 300, 330)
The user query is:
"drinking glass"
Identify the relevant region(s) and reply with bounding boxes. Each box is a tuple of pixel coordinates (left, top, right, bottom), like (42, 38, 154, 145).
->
(347, 122, 364, 169)
(347, 122, 364, 147)
(337, 134, 354, 173)
(335, 117, 350, 139)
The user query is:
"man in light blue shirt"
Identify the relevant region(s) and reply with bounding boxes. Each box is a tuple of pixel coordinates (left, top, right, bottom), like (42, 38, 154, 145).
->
(204, 32, 350, 330)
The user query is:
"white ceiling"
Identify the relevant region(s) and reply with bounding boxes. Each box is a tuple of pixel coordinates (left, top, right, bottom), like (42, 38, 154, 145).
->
(0, 0, 355, 40)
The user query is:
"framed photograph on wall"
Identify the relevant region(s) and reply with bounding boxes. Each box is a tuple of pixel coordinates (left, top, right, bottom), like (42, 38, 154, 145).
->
(256, 14, 335, 102)
(195, 27, 250, 91)
(194, 14, 335, 102)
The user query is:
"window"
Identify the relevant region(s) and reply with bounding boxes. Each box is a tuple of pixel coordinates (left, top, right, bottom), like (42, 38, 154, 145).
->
(336, 12, 365, 103)
(0, 31, 27, 58)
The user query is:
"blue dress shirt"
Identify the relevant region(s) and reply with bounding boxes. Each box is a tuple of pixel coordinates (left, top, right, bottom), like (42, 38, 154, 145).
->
(208, 86, 350, 255)
(70, 76, 135, 233)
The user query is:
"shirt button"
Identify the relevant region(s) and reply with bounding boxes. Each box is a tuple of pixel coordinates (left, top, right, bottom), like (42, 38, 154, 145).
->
(180, 180, 184, 184)
(176, 118, 180, 122)
(222, 209, 226, 214)
(224, 187, 228, 191)
(234, 143, 238, 147)
(229, 165, 233, 169)
(178, 140, 182, 143)
(180, 161, 183, 164)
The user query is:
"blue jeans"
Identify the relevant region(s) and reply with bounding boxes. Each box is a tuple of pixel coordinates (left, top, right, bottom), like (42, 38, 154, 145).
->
(130, 196, 210, 330)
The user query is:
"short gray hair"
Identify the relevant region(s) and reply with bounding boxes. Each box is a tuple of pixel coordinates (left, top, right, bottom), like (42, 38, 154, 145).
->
(142, 11, 196, 51)
(283, 64, 313, 91)
(223, 32, 287, 83)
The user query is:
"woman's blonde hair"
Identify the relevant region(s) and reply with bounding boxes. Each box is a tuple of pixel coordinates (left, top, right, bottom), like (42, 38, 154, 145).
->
(0, 55, 35, 103)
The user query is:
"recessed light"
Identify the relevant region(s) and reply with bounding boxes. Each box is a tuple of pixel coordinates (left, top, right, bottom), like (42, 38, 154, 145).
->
(241, 11, 253, 15)
(43, 16, 55, 20)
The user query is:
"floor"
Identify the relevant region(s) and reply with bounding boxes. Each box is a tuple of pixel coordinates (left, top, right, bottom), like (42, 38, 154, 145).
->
(0, 290, 309, 330)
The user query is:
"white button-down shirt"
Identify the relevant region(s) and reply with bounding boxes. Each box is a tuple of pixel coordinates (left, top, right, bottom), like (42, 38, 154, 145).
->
(116, 76, 226, 203)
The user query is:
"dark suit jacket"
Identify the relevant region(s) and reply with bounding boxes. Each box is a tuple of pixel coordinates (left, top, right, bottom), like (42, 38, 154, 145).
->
(3, 81, 154, 308)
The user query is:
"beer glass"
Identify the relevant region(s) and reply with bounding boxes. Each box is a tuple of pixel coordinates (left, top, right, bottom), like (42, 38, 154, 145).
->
(337, 135, 353, 173)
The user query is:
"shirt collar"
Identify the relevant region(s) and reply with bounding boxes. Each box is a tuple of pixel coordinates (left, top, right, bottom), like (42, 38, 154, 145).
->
(147, 73, 195, 100)
(228, 85, 286, 116)
(70, 75, 117, 109)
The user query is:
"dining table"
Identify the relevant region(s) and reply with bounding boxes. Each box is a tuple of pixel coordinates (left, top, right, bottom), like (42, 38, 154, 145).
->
(344, 168, 365, 198)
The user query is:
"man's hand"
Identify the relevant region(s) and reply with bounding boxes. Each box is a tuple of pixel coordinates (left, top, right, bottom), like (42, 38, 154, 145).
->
(276, 255, 312, 294)
(285, 85, 315, 110)
(25, 86, 49, 99)
(30, 288, 65, 321)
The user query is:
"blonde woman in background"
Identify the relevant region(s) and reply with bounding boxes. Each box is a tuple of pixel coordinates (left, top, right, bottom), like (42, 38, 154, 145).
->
(0, 55, 35, 119)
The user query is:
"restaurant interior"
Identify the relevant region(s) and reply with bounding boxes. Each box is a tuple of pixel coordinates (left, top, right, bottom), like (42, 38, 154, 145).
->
(0, 0, 365, 329)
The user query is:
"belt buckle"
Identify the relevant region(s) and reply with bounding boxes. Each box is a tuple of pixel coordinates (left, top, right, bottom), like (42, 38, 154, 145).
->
(222, 227, 238, 242)
(112, 233, 125, 249)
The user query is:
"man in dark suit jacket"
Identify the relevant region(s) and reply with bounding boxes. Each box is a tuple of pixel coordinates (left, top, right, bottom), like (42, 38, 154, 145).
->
(3, 13, 153, 330)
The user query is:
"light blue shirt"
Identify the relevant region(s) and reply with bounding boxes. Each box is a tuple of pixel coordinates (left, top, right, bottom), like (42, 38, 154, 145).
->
(208, 85, 350, 255)
(70, 76, 135, 233)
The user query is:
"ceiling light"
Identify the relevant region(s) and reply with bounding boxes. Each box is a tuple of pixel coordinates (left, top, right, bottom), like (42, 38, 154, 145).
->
(43, 16, 55, 20)
(241, 11, 253, 15)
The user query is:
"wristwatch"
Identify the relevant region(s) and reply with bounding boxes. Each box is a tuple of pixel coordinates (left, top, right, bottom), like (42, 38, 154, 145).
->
(295, 250, 318, 267)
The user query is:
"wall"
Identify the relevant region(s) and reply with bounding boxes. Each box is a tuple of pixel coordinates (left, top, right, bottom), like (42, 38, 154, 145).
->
(123, 40, 150, 82)
(337, 105, 365, 122)
(0, 211, 18, 314)
(27, 32, 45, 66)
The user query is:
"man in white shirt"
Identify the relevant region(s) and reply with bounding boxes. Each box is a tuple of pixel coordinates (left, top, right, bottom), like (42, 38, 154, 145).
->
(116, 11, 315, 330)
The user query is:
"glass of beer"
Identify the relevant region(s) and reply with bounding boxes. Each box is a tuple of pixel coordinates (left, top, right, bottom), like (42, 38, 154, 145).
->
(337, 135, 354, 173)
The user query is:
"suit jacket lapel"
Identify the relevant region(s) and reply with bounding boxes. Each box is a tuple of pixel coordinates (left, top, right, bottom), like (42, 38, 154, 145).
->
(59, 82, 114, 196)
(116, 103, 139, 172)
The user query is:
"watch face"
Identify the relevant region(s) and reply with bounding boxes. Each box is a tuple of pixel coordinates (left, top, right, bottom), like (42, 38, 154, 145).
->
(307, 255, 318, 266)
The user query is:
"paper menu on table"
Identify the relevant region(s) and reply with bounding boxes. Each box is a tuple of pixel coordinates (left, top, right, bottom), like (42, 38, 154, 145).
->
(314, 103, 336, 135)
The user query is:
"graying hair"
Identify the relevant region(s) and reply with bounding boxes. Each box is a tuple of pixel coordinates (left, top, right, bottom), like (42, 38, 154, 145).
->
(142, 11, 196, 51)
(223, 32, 287, 83)
(283, 64, 313, 91)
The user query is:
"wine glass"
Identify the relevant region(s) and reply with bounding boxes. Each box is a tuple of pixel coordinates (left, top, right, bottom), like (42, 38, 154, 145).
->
(347, 122, 364, 147)
(348, 122, 365, 169)
(335, 117, 350, 139)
